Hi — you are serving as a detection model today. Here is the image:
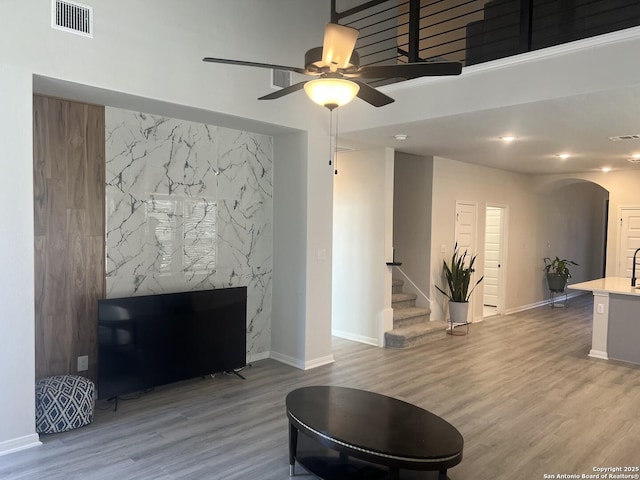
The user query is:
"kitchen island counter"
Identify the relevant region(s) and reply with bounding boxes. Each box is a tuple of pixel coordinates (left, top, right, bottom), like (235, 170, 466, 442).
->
(569, 277, 640, 364)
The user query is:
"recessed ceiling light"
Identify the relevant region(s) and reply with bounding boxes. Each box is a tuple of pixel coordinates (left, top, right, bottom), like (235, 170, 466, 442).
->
(556, 153, 571, 159)
(601, 167, 611, 172)
(394, 134, 408, 141)
(499, 135, 516, 142)
(631, 153, 640, 159)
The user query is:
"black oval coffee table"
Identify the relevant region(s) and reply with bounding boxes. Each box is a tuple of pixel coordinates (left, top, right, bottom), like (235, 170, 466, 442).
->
(286, 386, 463, 480)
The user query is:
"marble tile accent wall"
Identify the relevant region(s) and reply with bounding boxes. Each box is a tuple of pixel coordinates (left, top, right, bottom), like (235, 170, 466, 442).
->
(105, 108, 273, 356)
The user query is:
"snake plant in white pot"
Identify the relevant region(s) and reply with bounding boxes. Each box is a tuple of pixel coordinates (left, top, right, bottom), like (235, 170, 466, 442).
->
(435, 244, 484, 333)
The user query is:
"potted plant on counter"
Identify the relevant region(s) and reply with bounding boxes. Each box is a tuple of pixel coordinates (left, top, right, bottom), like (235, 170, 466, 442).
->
(435, 244, 484, 335)
(543, 256, 578, 292)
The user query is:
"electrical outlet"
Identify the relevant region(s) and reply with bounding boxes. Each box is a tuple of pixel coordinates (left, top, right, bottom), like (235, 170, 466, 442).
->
(597, 303, 604, 314)
(77, 355, 89, 371)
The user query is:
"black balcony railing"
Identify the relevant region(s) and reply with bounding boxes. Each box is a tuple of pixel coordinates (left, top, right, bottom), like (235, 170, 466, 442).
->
(331, 0, 640, 83)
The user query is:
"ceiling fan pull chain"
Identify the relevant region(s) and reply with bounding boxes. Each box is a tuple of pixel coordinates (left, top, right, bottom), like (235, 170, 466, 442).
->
(334, 107, 339, 175)
(328, 109, 333, 167)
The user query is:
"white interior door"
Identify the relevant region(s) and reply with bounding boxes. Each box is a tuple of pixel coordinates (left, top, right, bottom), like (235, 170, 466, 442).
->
(618, 207, 640, 277)
(483, 206, 503, 308)
(455, 201, 477, 322)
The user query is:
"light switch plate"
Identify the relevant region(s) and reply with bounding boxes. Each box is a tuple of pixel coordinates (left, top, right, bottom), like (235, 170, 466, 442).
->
(77, 355, 89, 371)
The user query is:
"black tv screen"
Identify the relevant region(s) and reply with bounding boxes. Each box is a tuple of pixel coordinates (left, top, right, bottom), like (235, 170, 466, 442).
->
(97, 287, 247, 400)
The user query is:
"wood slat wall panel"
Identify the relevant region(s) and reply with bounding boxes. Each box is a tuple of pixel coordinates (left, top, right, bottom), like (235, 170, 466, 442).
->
(33, 96, 48, 236)
(48, 98, 67, 181)
(68, 208, 88, 373)
(85, 236, 103, 380)
(33, 95, 105, 383)
(33, 236, 47, 374)
(86, 104, 105, 236)
(46, 177, 69, 321)
(66, 102, 87, 209)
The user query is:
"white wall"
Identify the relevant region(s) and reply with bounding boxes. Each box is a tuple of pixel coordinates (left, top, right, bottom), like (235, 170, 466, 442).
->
(0, 0, 331, 452)
(333, 148, 394, 346)
(272, 132, 308, 367)
(431, 157, 536, 321)
(430, 157, 606, 322)
(393, 152, 433, 307)
(0, 66, 41, 455)
(303, 128, 337, 367)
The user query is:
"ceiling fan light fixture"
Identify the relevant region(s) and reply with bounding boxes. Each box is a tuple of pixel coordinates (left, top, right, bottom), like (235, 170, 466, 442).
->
(304, 78, 360, 110)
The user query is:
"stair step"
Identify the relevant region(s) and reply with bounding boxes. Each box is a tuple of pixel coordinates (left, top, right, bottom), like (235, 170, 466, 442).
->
(393, 306, 431, 328)
(384, 321, 449, 349)
(392, 292, 416, 309)
(392, 278, 404, 294)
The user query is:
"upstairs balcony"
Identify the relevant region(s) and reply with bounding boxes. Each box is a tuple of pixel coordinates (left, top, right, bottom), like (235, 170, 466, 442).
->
(331, 0, 640, 83)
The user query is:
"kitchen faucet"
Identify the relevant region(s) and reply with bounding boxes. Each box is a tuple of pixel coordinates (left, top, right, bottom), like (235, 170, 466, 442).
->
(633, 247, 640, 287)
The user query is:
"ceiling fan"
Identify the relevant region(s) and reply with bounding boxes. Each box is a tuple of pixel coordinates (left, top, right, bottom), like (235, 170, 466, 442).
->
(203, 23, 462, 109)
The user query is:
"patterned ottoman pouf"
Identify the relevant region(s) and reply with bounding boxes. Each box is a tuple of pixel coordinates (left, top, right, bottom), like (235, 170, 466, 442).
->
(35, 375, 95, 434)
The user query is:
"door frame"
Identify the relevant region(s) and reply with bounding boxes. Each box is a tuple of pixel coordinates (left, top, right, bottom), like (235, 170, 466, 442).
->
(454, 200, 478, 323)
(485, 203, 509, 315)
(616, 206, 640, 277)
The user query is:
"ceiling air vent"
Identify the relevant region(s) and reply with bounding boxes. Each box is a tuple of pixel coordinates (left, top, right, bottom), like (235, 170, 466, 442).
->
(271, 69, 292, 90)
(52, 0, 93, 38)
(608, 134, 640, 142)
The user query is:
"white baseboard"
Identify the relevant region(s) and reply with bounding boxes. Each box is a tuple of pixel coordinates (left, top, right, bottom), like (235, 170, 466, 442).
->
(589, 349, 609, 360)
(503, 291, 584, 315)
(269, 351, 304, 369)
(303, 354, 335, 370)
(331, 329, 378, 347)
(0, 434, 41, 457)
(268, 351, 335, 370)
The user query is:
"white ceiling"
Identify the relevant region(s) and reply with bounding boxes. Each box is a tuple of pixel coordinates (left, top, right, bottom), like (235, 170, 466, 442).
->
(339, 82, 640, 175)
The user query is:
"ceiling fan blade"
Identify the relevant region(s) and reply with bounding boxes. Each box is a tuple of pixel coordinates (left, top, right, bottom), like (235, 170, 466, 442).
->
(203, 57, 309, 75)
(353, 61, 462, 79)
(353, 80, 394, 107)
(258, 81, 308, 100)
(322, 23, 359, 70)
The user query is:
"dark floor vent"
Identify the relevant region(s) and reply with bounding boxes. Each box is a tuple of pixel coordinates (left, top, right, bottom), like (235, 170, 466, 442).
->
(52, 0, 93, 37)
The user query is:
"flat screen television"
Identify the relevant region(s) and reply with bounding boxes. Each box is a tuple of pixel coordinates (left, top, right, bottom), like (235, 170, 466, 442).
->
(97, 287, 247, 400)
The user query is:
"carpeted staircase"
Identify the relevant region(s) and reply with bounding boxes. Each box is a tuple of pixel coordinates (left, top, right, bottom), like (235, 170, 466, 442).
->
(384, 279, 448, 348)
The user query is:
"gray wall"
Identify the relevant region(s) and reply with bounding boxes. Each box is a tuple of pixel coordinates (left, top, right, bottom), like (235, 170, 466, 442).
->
(393, 152, 433, 307)
(537, 181, 608, 285)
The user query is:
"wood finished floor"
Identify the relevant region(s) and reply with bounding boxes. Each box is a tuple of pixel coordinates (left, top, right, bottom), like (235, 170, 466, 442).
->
(3, 294, 640, 479)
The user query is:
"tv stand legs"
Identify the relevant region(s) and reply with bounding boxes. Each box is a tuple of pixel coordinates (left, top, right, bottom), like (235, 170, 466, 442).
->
(224, 363, 252, 380)
(226, 369, 246, 380)
(106, 396, 119, 412)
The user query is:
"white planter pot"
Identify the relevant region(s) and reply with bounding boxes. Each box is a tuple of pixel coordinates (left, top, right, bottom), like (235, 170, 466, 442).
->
(448, 301, 469, 325)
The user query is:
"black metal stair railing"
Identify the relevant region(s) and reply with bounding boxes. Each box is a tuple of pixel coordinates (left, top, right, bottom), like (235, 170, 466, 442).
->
(331, 0, 640, 84)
